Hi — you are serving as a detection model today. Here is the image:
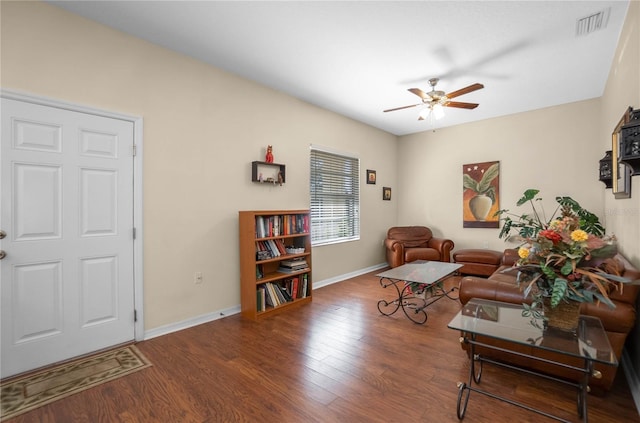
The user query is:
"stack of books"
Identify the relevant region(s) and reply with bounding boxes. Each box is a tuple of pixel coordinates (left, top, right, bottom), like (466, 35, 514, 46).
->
(256, 275, 309, 311)
(278, 258, 309, 273)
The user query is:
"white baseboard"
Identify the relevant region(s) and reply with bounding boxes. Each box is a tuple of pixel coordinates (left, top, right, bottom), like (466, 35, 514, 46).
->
(143, 304, 241, 340)
(142, 263, 388, 340)
(312, 262, 388, 289)
(622, 350, 640, 414)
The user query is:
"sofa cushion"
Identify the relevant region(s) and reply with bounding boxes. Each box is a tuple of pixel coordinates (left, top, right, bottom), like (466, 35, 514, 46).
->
(459, 276, 531, 305)
(454, 249, 503, 277)
(405, 248, 441, 262)
(581, 301, 636, 334)
(387, 226, 433, 247)
(453, 249, 502, 265)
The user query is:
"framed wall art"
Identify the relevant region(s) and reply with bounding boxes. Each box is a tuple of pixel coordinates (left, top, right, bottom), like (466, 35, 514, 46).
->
(462, 161, 500, 228)
(382, 187, 391, 201)
(367, 169, 376, 184)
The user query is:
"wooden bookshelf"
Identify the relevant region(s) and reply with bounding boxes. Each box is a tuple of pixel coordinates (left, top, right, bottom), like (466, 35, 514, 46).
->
(239, 210, 312, 320)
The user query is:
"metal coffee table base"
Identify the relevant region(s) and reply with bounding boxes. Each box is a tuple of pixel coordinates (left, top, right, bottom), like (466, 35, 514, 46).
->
(377, 278, 457, 324)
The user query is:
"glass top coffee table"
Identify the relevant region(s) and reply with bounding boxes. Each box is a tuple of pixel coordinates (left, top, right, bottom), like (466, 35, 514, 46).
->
(376, 260, 462, 324)
(448, 298, 617, 422)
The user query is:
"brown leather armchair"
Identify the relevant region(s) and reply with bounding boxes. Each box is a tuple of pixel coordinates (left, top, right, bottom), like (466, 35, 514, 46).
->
(384, 226, 455, 268)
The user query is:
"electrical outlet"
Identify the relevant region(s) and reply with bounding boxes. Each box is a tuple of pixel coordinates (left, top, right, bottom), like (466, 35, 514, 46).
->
(482, 241, 489, 249)
(195, 272, 203, 284)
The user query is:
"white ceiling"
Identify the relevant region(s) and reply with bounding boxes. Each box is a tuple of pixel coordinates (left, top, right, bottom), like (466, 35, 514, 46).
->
(47, 1, 630, 136)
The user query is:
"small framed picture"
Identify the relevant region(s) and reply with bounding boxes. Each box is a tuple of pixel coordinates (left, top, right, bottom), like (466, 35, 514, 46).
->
(366, 169, 376, 184)
(383, 187, 391, 201)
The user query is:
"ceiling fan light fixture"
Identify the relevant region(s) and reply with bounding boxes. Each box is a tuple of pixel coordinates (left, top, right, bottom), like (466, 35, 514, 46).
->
(432, 103, 445, 120)
(383, 78, 483, 122)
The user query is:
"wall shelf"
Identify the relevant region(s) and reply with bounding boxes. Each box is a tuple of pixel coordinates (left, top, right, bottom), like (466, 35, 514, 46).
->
(252, 161, 286, 184)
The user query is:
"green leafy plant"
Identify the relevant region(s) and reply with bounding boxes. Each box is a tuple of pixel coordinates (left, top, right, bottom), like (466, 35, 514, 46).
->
(494, 189, 605, 241)
(462, 162, 499, 203)
(496, 189, 632, 311)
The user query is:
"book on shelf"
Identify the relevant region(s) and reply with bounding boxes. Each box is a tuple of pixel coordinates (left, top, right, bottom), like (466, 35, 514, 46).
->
(266, 283, 281, 306)
(268, 282, 285, 304)
(263, 285, 275, 307)
(255, 214, 310, 239)
(274, 239, 287, 255)
(280, 258, 307, 268)
(301, 273, 308, 298)
(277, 284, 292, 302)
(266, 239, 280, 256)
(256, 264, 263, 279)
(255, 216, 266, 238)
(256, 287, 267, 312)
(289, 277, 298, 299)
(279, 265, 308, 273)
(278, 266, 309, 274)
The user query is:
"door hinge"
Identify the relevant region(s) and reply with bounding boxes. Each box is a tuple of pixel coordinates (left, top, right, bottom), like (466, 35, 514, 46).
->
(132, 227, 137, 239)
(134, 309, 138, 322)
(132, 144, 137, 156)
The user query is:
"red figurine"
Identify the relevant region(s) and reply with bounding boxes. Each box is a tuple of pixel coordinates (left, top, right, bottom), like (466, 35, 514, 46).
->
(265, 145, 274, 163)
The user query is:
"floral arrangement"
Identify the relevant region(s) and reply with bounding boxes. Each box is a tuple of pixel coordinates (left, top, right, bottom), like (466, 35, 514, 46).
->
(495, 189, 630, 312)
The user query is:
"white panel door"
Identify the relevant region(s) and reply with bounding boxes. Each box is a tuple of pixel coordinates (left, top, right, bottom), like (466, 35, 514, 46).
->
(1, 98, 135, 378)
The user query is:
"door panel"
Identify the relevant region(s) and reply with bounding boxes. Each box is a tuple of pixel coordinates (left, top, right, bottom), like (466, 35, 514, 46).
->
(12, 260, 63, 343)
(13, 118, 62, 153)
(1, 98, 135, 378)
(80, 168, 117, 236)
(13, 163, 62, 240)
(80, 255, 118, 326)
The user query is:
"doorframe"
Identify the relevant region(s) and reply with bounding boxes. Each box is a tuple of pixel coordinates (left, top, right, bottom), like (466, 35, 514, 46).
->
(1, 89, 145, 342)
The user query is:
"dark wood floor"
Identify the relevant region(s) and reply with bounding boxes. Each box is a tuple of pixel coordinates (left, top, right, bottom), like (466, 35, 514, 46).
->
(7, 271, 640, 422)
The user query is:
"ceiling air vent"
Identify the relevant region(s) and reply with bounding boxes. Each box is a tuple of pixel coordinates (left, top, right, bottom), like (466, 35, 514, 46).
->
(576, 8, 610, 36)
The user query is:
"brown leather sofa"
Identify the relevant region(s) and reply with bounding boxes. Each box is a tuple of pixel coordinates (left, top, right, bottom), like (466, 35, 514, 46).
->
(384, 226, 454, 268)
(458, 249, 640, 393)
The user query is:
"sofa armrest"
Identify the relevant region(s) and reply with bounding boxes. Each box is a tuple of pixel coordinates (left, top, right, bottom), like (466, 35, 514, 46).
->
(427, 237, 455, 262)
(384, 238, 403, 252)
(501, 248, 519, 266)
(459, 276, 530, 306)
(384, 238, 404, 268)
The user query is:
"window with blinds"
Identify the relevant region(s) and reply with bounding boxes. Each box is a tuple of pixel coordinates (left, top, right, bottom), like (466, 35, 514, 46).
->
(310, 147, 360, 246)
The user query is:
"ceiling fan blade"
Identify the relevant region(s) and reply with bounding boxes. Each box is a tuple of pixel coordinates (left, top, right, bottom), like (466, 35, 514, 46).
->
(445, 101, 479, 109)
(383, 104, 421, 113)
(445, 83, 484, 99)
(408, 88, 429, 100)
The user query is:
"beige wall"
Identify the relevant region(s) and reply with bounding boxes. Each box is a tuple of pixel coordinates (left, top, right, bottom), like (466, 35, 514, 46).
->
(0, 1, 398, 330)
(397, 98, 604, 252)
(600, 0, 640, 383)
(601, 0, 640, 266)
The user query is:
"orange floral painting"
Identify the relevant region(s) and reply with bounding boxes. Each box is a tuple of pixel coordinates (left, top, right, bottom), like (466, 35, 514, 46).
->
(462, 161, 500, 228)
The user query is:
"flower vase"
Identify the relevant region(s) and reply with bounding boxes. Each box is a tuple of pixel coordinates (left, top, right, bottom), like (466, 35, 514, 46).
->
(543, 297, 581, 332)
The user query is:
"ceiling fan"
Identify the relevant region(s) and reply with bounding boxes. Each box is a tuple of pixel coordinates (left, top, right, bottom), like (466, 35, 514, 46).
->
(384, 78, 484, 121)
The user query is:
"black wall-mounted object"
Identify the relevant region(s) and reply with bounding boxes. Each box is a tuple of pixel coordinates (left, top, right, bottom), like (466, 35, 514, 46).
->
(599, 150, 613, 188)
(620, 109, 640, 175)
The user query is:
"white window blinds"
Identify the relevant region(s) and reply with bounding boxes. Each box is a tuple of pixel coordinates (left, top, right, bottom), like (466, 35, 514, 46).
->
(310, 147, 360, 245)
